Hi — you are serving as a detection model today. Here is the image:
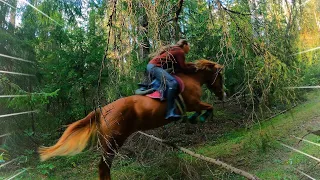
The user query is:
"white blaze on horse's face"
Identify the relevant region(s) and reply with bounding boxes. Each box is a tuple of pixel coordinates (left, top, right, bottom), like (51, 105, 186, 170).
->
(223, 92, 227, 101)
(209, 72, 224, 100)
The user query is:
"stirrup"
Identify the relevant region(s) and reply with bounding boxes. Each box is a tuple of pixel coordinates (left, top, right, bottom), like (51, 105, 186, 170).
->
(165, 114, 181, 120)
(165, 110, 181, 120)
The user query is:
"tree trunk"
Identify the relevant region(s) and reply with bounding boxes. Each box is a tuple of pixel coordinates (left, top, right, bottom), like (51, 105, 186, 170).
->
(28, 79, 35, 136)
(173, 0, 184, 41)
(9, 0, 17, 32)
(248, 0, 259, 37)
(82, 86, 87, 117)
(138, 3, 150, 60)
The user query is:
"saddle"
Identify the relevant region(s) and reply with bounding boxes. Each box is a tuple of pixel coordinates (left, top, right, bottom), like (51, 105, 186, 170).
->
(135, 75, 185, 99)
(135, 76, 186, 116)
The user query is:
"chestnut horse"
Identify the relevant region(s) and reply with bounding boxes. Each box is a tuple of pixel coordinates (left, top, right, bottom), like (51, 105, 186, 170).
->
(38, 59, 225, 180)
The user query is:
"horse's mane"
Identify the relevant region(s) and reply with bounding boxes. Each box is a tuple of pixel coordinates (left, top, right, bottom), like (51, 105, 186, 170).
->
(187, 59, 223, 71)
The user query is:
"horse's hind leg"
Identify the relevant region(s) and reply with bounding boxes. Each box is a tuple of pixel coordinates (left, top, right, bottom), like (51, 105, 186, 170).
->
(99, 156, 112, 180)
(98, 134, 127, 180)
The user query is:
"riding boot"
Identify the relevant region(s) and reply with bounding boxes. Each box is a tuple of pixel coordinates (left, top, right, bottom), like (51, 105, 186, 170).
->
(165, 88, 181, 120)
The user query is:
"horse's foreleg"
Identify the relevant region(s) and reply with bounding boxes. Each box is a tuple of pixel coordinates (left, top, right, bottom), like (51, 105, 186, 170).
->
(197, 102, 213, 111)
(187, 112, 201, 124)
(187, 102, 213, 123)
(197, 102, 213, 122)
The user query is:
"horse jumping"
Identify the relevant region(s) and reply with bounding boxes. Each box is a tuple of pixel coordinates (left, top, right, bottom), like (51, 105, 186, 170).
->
(38, 59, 225, 180)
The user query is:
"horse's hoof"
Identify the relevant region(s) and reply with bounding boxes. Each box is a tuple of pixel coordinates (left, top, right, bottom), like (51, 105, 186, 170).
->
(166, 115, 181, 121)
(188, 117, 198, 124)
(165, 113, 181, 120)
(181, 116, 188, 123)
(199, 116, 206, 123)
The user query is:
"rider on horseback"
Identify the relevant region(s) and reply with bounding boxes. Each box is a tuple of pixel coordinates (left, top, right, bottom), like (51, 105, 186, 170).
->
(147, 39, 195, 119)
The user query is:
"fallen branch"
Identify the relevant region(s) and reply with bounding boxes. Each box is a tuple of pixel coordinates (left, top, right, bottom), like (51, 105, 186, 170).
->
(138, 131, 260, 180)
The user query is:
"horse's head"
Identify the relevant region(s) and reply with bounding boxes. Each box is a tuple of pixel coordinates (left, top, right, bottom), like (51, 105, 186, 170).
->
(194, 59, 226, 101)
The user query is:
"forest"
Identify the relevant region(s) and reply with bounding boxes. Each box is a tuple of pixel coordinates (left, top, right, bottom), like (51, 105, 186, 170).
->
(1, 0, 320, 179)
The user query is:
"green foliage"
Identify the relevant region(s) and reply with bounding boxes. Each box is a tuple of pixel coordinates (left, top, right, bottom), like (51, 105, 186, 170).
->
(301, 62, 320, 86)
(2, 0, 316, 130)
(36, 163, 55, 175)
(7, 89, 59, 111)
(1, 0, 320, 178)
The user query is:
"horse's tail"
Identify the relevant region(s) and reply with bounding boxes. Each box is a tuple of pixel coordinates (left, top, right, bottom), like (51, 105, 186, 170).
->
(38, 110, 100, 161)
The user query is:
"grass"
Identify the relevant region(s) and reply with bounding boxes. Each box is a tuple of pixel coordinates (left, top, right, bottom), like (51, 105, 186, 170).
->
(162, 91, 320, 179)
(1, 91, 320, 179)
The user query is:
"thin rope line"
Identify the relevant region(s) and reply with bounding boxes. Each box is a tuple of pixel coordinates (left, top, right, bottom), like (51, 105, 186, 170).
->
(0, 133, 11, 138)
(293, 136, 320, 147)
(20, 0, 62, 26)
(0, 0, 16, 9)
(0, 53, 35, 64)
(0, 92, 54, 98)
(0, 158, 18, 168)
(292, 46, 320, 56)
(0, 70, 35, 77)
(5, 168, 29, 180)
(0, 95, 28, 98)
(294, 168, 316, 180)
(280, 142, 320, 163)
(285, 86, 320, 89)
(0, 111, 37, 118)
